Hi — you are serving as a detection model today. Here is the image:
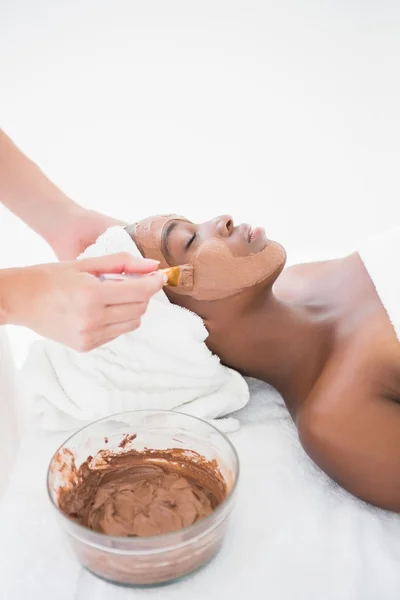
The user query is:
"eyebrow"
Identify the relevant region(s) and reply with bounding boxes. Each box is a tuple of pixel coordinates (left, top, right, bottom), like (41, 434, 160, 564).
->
(161, 221, 178, 259)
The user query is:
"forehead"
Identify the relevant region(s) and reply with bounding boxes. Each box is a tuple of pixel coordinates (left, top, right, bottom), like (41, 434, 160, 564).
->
(133, 214, 188, 266)
(134, 214, 188, 241)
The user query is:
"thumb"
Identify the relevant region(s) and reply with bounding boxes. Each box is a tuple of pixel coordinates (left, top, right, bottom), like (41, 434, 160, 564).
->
(75, 252, 160, 276)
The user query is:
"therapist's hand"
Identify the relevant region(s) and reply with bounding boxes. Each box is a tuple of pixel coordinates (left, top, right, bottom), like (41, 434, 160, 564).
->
(0, 253, 164, 351)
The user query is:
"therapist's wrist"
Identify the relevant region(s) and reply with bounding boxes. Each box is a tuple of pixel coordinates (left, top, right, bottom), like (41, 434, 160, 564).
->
(43, 199, 84, 255)
(0, 267, 24, 326)
(49, 205, 127, 261)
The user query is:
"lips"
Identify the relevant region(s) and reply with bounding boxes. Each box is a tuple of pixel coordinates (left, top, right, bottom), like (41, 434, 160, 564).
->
(241, 224, 252, 243)
(249, 227, 265, 242)
(245, 225, 259, 243)
(239, 223, 267, 246)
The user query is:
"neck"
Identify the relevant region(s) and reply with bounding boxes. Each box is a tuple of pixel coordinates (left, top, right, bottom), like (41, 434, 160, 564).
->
(207, 288, 334, 416)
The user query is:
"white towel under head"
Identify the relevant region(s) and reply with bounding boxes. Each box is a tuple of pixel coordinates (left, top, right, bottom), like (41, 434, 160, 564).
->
(20, 227, 249, 433)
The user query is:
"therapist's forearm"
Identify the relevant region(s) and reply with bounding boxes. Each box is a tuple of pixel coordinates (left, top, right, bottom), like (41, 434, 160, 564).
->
(0, 129, 82, 247)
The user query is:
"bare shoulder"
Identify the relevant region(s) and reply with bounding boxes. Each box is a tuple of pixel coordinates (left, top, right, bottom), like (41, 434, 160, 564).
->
(298, 313, 400, 432)
(296, 322, 400, 510)
(274, 258, 340, 302)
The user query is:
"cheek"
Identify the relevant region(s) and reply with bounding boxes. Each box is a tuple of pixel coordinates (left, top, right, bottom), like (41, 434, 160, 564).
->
(189, 240, 238, 277)
(168, 237, 284, 302)
(187, 239, 285, 301)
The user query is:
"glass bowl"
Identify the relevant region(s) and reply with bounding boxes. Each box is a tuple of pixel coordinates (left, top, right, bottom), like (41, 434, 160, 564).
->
(47, 410, 239, 586)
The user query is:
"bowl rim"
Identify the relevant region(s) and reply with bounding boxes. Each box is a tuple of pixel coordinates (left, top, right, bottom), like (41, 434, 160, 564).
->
(46, 409, 240, 552)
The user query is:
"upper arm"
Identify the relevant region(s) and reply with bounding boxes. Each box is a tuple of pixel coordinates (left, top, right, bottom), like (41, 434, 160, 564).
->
(298, 390, 400, 511)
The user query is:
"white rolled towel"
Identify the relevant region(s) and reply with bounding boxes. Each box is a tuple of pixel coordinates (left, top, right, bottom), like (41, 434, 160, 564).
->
(20, 226, 249, 433)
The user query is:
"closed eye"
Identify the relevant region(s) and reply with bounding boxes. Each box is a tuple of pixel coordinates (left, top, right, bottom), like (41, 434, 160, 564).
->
(185, 232, 196, 250)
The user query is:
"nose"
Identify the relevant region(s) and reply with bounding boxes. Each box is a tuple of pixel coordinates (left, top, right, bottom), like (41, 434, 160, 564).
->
(215, 215, 234, 238)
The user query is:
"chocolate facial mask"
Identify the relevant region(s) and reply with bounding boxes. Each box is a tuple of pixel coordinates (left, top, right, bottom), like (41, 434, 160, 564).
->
(130, 215, 285, 302)
(57, 447, 227, 537)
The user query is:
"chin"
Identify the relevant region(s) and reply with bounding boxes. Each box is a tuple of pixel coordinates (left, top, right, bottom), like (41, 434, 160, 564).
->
(265, 243, 287, 281)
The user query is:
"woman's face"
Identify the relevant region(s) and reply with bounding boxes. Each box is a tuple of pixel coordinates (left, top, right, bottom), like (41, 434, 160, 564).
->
(129, 214, 286, 301)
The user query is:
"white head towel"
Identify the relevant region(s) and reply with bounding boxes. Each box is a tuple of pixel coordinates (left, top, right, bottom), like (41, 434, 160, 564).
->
(20, 227, 249, 433)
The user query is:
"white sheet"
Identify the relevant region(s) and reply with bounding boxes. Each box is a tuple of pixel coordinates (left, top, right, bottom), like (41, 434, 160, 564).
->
(1, 378, 400, 600)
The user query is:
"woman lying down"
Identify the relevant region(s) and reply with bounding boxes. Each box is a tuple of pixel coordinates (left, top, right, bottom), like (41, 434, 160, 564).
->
(125, 214, 400, 512)
(23, 213, 400, 512)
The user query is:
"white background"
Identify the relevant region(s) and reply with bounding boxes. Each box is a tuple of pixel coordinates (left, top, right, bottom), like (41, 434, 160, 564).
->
(1, 0, 400, 365)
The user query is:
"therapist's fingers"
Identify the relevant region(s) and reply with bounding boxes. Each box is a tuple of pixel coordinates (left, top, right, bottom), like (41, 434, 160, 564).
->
(4, 257, 163, 353)
(101, 302, 149, 326)
(99, 271, 165, 305)
(77, 252, 160, 276)
(86, 319, 142, 350)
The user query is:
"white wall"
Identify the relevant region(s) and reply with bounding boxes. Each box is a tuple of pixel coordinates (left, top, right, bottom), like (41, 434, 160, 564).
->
(1, 0, 400, 364)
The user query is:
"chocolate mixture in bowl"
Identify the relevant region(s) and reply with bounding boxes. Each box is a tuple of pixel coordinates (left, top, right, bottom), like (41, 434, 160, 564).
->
(48, 411, 239, 586)
(57, 446, 227, 537)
